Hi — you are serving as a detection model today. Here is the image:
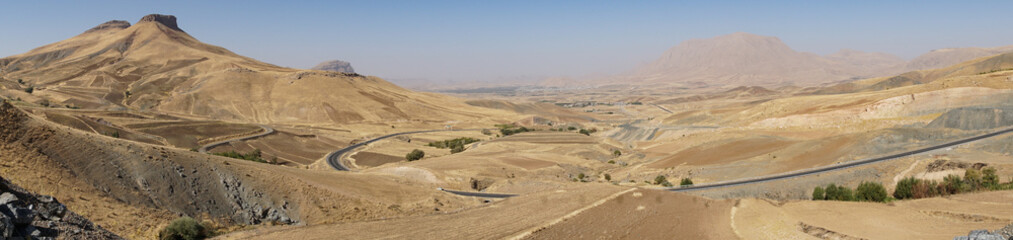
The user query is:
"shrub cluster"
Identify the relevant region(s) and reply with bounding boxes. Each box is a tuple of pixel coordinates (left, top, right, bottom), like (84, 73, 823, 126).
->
(893, 167, 1009, 200)
(496, 124, 532, 136)
(679, 178, 693, 186)
(812, 182, 886, 202)
(653, 175, 673, 187)
(406, 149, 425, 161)
(578, 128, 598, 136)
(159, 217, 210, 240)
(428, 137, 480, 153)
(213, 149, 269, 163)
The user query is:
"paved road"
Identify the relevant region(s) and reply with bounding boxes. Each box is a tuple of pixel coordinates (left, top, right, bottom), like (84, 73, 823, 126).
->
(439, 188, 518, 198)
(324, 128, 482, 171)
(198, 125, 275, 153)
(651, 104, 673, 114)
(669, 127, 1013, 192)
(323, 128, 518, 198)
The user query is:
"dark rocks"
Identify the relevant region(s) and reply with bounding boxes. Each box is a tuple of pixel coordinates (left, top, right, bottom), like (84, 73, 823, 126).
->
(35, 195, 67, 221)
(953, 229, 1007, 240)
(0, 175, 122, 239)
(138, 14, 183, 32)
(311, 60, 356, 73)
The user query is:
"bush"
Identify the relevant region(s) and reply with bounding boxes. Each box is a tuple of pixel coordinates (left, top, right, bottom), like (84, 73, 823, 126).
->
(24, 86, 33, 94)
(893, 177, 918, 199)
(566, 126, 577, 131)
(450, 145, 464, 153)
(604, 174, 611, 181)
(855, 181, 887, 202)
(812, 186, 825, 200)
(212, 149, 268, 163)
(428, 137, 480, 150)
(406, 149, 425, 161)
(653, 175, 668, 185)
(983, 167, 999, 189)
(159, 217, 208, 240)
(943, 174, 963, 194)
(579, 129, 591, 136)
(964, 169, 983, 191)
(680, 178, 693, 186)
(612, 150, 621, 157)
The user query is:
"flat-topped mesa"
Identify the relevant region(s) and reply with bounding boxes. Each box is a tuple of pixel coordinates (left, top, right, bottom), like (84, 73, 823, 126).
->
(138, 14, 182, 32)
(85, 20, 131, 33)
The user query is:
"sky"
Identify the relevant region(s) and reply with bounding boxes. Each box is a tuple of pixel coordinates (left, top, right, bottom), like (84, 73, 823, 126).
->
(2, 1, 1012, 84)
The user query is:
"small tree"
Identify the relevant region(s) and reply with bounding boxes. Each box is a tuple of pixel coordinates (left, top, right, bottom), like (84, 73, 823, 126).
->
(450, 145, 464, 153)
(680, 178, 693, 186)
(812, 186, 825, 200)
(855, 181, 887, 202)
(824, 184, 839, 200)
(159, 217, 208, 240)
(406, 149, 425, 161)
(943, 174, 963, 194)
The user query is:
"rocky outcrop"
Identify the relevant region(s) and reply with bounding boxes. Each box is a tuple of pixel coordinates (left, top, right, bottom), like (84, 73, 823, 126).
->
(952, 229, 1007, 240)
(138, 14, 182, 32)
(85, 20, 131, 33)
(0, 176, 121, 239)
(311, 60, 356, 73)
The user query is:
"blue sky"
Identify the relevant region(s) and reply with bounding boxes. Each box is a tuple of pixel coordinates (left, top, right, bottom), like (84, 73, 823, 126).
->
(2, 1, 1011, 83)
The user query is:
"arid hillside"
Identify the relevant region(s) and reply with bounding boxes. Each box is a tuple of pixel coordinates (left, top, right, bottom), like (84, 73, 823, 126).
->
(0, 100, 483, 239)
(0, 14, 514, 125)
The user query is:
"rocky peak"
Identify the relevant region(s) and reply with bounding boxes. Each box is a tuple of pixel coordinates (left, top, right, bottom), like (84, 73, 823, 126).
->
(311, 60, 356, 73)
(85, 20, 131, 33)
(138, 14, 182, 32)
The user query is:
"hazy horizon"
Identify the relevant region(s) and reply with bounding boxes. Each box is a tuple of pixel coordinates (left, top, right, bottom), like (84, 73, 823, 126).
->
(3, 1, 1012, 84)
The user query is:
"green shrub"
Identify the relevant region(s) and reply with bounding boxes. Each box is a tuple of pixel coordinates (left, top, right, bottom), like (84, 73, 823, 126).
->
(406, 149, 425, 161)
(450, 145, 464, 153)
(159, 217, 208, 240)
(212, 149, 268, 163)
(855, 181, 887, 202)
(893, 177, 918, 199)
(604, 174, 611, 181)
(579, 129, 591, 136)
(983, 167, 999, 189)
(566, 126, 577, 131)
(943, 174, 963, 194)
(612, 150, 621, 157)
(24, 86, 33, 94)
(428, 137, 480, 150)
(680, 178, 693, 186)
(964, 169, 983, 191)
(812, 186, 825, 200)
(653, 175, 668, 185)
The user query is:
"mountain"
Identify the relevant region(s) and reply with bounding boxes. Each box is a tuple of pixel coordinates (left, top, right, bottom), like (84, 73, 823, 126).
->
(0, 14, 510, 124)
(311, 60, 355, 73)
(632, 32, 906, 86)
(905, 45, 1013, 71)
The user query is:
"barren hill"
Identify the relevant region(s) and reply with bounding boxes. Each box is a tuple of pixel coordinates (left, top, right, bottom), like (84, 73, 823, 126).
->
(906, 45, 1013, 71)
(0, 14, 511, 124)
(632, 32, 906, 87)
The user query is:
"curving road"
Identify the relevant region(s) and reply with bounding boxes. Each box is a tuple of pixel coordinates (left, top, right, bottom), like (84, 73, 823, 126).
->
(323, 128, 519, 198)
(198, 125, 275, 153)
(669, 127, 1013, 192)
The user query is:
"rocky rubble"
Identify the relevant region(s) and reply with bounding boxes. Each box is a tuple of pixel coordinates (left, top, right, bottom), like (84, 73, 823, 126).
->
(953, 224, 1013, 240)
(0, 176, 121, 239)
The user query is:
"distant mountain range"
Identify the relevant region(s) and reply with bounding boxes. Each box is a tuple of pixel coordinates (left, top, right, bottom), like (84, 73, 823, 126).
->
(629, 32, 1013, 87)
